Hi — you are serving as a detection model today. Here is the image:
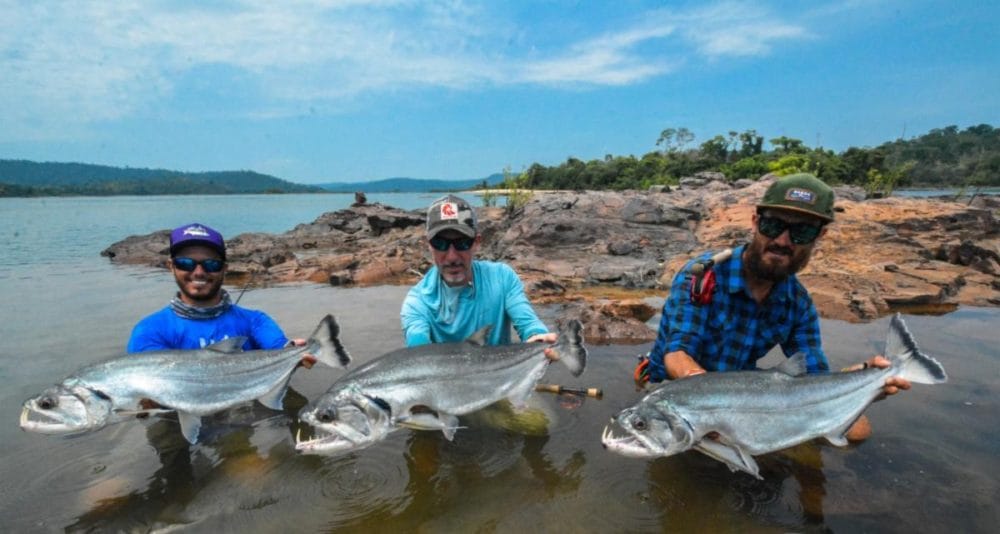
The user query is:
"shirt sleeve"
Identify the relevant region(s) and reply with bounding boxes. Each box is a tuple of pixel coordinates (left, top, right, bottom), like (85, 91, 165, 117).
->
(781, 291, 830, 373)
(250, 311, 289, 350)
(126, 317, 170, 353)
(400, 292, 432, 347)
(647, 263, 710, 381)
(501, 266, 549, 341)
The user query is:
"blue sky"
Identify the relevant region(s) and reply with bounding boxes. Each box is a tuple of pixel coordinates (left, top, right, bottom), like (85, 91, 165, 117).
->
(1, 0, 997, 184)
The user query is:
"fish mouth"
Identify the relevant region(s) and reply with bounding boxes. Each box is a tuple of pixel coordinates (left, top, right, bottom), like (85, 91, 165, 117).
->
(19, 405, 81, 434)
(294, 426, 376, 455)
(601, 421, 660, 458)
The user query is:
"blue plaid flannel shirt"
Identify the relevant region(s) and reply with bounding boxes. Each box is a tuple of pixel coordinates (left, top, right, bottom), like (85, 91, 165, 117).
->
(646, 245, 829, 382)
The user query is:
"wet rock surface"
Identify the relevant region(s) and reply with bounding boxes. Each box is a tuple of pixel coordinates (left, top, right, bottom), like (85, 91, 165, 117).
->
(102, 176, 1000, 342)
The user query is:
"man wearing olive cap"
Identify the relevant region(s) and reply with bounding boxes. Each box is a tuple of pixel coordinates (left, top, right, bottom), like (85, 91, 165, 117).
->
(644, 174, 911, 441)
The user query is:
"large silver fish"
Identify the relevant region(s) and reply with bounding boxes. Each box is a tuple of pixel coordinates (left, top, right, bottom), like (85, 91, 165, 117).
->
(20, 315, 351, 444)
(602, 313, 946, 478)
(295, 320, 587, 455)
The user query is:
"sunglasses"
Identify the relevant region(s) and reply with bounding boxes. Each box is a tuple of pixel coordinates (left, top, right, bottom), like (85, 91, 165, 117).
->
(429, 236, 475, 252)
(172, 257, 225, 273)
(757, 215, 823, 245)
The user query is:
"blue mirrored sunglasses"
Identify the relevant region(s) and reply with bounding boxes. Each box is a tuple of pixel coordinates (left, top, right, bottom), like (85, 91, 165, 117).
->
(429, 236, 475, 252)
(173, 257, 225, 273)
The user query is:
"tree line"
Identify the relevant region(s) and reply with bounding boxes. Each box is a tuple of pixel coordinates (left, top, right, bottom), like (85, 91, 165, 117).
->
(494, 124, 1000, 194)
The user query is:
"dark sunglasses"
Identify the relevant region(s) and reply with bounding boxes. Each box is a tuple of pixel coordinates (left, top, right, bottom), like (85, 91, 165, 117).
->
(757, 215, 823, 245)
(429, 236, 475, 252)
(172, 257, 225, 273)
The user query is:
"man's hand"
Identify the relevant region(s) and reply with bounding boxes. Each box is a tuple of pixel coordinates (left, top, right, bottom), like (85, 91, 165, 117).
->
(526, 333, 558, 344)
(665, 350, 706, 380)
(844, 355, 912, 397)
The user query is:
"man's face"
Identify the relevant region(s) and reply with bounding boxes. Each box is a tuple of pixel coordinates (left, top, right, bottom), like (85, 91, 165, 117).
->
(169, 245, 226, 305)
(428, 230, 479, 287)
(745, 209, 827, 282)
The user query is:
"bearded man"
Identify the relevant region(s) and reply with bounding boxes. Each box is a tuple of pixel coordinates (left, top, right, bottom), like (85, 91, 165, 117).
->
(644, 174, 910, 441)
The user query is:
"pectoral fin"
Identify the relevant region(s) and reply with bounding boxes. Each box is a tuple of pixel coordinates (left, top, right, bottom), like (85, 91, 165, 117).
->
(694, 439, 761, 479)
(257, 381, 288, 411)
(397, 412, 462, 441)
(177, 412, 203, 445)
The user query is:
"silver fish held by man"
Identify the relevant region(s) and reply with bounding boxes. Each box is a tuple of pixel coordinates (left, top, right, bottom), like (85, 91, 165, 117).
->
(20, 315, 351, 444)
(295, 319, 587, 455)
(601, 313, 946, 478)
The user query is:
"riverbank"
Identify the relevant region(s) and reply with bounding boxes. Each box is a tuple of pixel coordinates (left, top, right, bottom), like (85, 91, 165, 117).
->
(102, 175, 1000, 342)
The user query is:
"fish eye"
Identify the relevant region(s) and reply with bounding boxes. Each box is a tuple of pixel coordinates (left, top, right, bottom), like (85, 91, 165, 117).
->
(631, 417, 648, 431)
(38, 395, 58, 410)
(317, 407, 337, 423)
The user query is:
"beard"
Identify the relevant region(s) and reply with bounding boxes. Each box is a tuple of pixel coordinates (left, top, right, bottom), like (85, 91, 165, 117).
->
(744, 236, 812, 283)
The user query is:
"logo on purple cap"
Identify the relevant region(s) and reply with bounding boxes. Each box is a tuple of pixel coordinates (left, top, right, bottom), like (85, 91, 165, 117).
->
(182, 225, 212, 238)
(785, 188, 817, 205)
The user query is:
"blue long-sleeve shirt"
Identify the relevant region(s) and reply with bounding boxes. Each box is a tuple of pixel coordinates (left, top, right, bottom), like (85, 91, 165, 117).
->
(127, 305, 289, 353)
(646, 245, 829, 382)
(401, 260, 549, 346)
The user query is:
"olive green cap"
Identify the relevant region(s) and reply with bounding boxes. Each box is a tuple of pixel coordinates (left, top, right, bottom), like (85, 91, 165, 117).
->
(757, 173, 835, 222)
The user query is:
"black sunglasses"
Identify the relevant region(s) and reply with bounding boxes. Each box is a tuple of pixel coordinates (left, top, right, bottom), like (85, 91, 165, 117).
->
(173, 257, 225, 273)
(757, 215, 823, 245)
(429, 236, 475, 252)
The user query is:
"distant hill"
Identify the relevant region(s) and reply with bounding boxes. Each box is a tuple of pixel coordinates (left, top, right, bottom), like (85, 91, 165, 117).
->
(0, 159, 326, 196)
(318, 174, 505, 193)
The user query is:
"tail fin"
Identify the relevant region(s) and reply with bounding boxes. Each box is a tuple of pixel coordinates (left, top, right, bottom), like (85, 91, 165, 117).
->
(309, 315, 351, 368)
(553, 320, 587, 377)
(885, 313, 946, 384)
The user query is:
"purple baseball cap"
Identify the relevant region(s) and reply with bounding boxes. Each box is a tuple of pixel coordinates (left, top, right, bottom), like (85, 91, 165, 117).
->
(170, 223, 226, 259)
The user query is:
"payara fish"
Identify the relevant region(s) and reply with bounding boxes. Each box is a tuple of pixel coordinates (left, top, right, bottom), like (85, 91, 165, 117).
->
(295, 320, 587, 455)
(602, 313, 946, 478)
(20, 315, 351, 444)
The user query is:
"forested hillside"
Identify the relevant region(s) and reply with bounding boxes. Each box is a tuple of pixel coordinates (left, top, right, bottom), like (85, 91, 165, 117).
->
(0, 160, 325, 196)
(506, 124, 999, 192)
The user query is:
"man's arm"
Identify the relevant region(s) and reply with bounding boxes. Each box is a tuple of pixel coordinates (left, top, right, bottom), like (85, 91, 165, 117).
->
(647, 263, 709, 382)
(249, 311, 290, 350)
(400, 294, 433, 347)
(501, 266, 549, 342)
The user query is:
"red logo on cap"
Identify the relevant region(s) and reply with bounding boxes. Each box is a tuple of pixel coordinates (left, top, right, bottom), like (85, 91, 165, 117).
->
(440, 203, 458, 219)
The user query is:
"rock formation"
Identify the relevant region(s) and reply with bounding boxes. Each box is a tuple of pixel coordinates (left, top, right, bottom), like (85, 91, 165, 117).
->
(102, 175, 1000, 343)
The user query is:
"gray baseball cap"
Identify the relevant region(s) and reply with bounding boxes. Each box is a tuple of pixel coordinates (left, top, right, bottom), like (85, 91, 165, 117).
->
(426, 195, 477, 238)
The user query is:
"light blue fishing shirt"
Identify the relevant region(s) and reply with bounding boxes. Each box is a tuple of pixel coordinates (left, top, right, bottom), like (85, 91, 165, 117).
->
(127, 305, 289, 353)
(401, 260, 549, 347)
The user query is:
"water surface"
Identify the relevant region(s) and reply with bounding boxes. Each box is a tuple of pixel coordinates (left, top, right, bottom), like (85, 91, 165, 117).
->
(0, 195, 996, 532)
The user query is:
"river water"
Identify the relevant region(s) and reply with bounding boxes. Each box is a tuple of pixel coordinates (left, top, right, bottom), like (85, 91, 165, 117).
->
(0, 194, 997, 532)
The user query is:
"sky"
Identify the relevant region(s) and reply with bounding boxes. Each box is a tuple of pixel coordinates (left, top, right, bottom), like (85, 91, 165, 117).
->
(1, 0, 998, 184)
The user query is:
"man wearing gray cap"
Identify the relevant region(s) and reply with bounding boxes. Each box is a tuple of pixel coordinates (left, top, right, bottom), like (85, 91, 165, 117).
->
(401, 195, 556, 347)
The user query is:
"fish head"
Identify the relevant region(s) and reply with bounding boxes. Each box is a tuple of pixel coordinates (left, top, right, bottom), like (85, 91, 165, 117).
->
(602, 400, 695, 458)
(20, 384, 114, 435)
(295, 387, 393, 455)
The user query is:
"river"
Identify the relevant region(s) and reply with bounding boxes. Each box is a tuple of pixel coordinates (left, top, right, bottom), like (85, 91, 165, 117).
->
(0, 194, 997, 532)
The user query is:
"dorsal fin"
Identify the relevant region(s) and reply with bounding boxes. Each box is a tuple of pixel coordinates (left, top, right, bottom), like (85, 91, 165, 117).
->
(465, 325, 493, 347)
(204, 337, 247, 353)
(775, 353, 809, 377)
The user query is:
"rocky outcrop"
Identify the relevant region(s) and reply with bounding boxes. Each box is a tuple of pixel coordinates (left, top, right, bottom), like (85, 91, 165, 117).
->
(102, 177, 1000, 342)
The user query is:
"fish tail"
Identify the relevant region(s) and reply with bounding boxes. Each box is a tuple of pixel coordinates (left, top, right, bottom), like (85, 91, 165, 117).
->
(885, 313, 946, 384)
(553, 319, 587, 377)
(310, 315, 351, 368)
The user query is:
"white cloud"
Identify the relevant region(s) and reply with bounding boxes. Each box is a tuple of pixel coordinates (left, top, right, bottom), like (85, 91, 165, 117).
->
(0, 0, 814, 139)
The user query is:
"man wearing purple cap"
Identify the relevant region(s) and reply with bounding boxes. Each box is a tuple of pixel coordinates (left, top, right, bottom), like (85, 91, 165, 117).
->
(127, 223, 292, 353)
